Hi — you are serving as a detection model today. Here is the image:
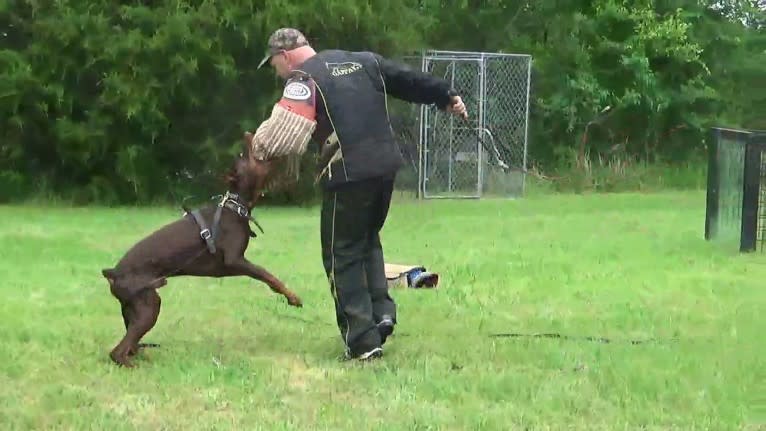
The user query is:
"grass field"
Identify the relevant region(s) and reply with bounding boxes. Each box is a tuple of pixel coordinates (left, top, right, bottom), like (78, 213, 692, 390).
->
(1, 190, 765, 430)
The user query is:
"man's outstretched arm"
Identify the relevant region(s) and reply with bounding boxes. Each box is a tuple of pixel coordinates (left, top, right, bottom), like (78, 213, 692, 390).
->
(371, 53, 468, 119)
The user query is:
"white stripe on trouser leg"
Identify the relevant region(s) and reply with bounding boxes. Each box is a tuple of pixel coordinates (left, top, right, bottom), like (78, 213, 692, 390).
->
(330, 192, 350, 351)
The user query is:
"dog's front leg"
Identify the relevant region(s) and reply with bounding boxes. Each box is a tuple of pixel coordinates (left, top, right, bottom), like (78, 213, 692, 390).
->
(224, 257, 302, 307)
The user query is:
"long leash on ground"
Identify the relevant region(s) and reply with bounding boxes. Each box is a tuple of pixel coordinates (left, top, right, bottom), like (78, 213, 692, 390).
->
(385, 331, 679, 345)
(487, 332, 680, 345)
(215, 302, 681, 347)
(213, 287, 684, 347)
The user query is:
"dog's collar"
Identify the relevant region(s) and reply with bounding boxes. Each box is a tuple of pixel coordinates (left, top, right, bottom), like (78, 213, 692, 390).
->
(216, 191, 264, 235)
(218, 192, 249, 217)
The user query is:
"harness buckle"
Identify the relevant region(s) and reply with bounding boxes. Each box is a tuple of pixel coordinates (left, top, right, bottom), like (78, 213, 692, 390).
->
(200, 228, 212, 240)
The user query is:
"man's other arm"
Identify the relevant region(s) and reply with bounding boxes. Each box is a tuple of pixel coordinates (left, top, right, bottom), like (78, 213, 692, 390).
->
(370, 52, 456, 110)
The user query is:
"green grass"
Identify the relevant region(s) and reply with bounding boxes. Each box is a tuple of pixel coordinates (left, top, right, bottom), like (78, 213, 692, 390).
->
(1, 190, 765, 430)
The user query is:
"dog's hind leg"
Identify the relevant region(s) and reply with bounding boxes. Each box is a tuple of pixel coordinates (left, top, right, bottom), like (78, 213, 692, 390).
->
(121, 302, 131, 330)
(119, 301, 160, 356)
(120, 302, 140, 357)
(224, 258, 303, 308)
(131, 289, 162, 353)
(110, 305, 141, 368)
(109, 278, 166, 368)
(110, 289, 162, 367)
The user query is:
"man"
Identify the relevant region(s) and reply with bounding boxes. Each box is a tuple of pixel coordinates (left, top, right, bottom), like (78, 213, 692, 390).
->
(249, 28, 467, 361)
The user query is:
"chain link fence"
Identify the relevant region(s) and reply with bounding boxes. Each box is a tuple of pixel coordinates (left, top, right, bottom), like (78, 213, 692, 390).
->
(388, 50, 532, 199)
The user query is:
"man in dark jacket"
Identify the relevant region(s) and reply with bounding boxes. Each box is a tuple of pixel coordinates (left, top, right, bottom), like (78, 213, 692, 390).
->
(251, 28, 467, 361)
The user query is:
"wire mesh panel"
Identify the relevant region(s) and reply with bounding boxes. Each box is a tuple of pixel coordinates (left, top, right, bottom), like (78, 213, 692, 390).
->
(421, 57, 483, 198)
(759, 148, 766, 251)
(388, 106, 421, 197)
(420, 51, 532, 198)
(706, 128, 748, 243)
(387, 56, 426, 198)
(389, 50, 532, 199)
(480, 54, 532, 197)
(705, 127, 766, 252)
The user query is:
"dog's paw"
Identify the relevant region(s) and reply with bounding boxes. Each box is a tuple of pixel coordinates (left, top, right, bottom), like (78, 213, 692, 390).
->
(110, 350, 135, 368)
(287, 295, 303, 308)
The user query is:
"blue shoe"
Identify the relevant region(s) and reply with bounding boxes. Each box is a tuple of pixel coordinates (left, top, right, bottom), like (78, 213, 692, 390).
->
(406, 268, 439, 288)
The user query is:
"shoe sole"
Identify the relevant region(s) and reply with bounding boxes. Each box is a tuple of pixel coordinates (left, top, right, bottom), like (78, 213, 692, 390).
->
(357, 347, 383, 361)
(341, 347, 384, 362)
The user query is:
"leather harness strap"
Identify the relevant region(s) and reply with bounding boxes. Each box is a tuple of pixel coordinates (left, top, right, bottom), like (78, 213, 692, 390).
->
(189, 208, 219, 254)
(183, 191, 264, 255)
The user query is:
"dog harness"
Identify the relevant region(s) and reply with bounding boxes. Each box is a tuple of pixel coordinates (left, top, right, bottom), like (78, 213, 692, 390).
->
(183, 191, 264, 254)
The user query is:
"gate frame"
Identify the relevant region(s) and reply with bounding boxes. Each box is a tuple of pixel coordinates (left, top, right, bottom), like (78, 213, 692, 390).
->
(420, 55, 484, 199)
(413, 49, 533, 200)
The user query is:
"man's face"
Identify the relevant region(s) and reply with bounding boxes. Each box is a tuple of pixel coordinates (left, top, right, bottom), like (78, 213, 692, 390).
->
(269, 52, 290, 79)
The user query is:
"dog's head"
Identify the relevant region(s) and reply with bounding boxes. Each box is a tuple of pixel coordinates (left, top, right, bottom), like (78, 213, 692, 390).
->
(224, 132, 272, 207)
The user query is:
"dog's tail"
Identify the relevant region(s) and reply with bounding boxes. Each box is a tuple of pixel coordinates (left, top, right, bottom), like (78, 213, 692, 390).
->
(102, 268, 117, 283)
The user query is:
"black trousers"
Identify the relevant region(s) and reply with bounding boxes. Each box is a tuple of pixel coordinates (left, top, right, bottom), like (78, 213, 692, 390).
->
(320, 176, 397, 356)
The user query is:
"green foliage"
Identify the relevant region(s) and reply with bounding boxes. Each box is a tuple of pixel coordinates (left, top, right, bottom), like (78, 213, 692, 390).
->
(0, 0, 763, 204)
(526, 148, 708, 195)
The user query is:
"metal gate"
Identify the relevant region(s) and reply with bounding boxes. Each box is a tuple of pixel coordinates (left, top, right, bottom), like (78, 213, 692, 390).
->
(415, 50, 532, 199)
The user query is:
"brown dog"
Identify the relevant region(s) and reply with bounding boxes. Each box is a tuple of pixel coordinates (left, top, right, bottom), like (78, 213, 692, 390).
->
(101, 134, 302, 368)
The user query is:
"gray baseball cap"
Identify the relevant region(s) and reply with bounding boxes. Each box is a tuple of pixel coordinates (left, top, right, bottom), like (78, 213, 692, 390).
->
(257, 28, 309, 69)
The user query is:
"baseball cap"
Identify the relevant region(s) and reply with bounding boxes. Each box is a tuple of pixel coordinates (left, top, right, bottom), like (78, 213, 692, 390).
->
(257, 28, 309, 69)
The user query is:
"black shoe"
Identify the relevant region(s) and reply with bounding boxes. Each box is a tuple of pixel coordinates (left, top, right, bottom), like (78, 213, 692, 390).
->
(377, 315, 395, 345)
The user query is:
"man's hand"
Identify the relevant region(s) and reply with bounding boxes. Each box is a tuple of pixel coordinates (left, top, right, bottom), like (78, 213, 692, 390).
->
(447, 95, 468, 120)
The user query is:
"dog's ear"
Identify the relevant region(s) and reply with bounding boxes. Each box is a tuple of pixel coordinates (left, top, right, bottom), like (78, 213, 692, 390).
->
(223, 168, 238, 185)
(222, 157, 240, 184)
(242, 132, 254, 158)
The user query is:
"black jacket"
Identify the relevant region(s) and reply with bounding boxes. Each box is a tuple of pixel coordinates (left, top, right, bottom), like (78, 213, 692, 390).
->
(291, 49, 455, 189)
